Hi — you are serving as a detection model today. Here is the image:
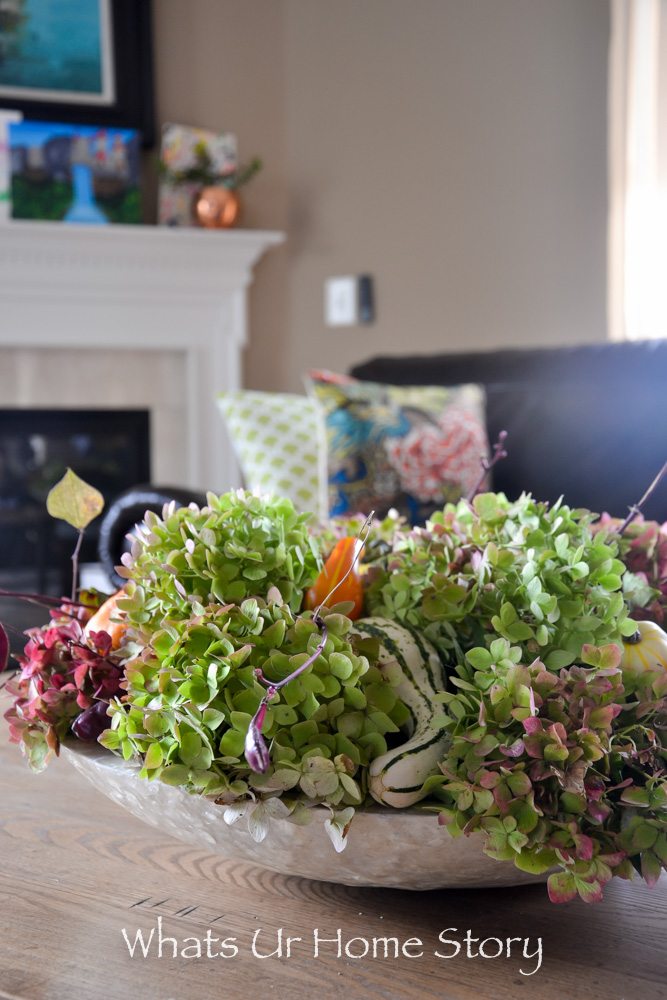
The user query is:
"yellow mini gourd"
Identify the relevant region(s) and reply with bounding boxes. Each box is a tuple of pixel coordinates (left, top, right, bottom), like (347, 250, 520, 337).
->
(619, 620, 667, 676)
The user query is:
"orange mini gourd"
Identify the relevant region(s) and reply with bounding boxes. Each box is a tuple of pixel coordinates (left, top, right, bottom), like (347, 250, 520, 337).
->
(304, 537, 365, 620)
(84, 590, 128, 650)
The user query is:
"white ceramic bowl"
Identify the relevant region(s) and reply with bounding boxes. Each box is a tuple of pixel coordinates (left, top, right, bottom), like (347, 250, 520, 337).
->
(63, 741, 546, 890)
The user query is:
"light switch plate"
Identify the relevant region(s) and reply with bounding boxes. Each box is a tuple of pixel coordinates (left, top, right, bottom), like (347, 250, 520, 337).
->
(325, 276, 358, 326)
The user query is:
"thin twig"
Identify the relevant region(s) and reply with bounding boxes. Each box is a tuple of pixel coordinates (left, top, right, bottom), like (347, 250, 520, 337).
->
(467, 431, 509, 503)
(0, 594, 86, 621)
(254, 624, 330, 695)
(1, 622, 30, 638)
(254, 512, 374, 692)
(0, 590, 95, 609)
(246, 512, 375, 773)
(71, 528, 85, 602)
(312, 511, 374, 622)
(0, 669, 19, 692)
(618, 458, 667, 535)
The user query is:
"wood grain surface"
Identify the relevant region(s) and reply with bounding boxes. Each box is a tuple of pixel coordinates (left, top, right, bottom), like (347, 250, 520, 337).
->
(0, 714, 665, 1000)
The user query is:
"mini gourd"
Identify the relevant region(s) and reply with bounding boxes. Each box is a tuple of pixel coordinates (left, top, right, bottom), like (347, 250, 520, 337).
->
(352, 617, 451, 808)
(619, 620, 667, 676)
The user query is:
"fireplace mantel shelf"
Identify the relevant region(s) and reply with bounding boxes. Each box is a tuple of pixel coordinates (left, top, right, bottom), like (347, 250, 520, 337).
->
(0, 222, 285, 492)
(0, 221, 284, 304)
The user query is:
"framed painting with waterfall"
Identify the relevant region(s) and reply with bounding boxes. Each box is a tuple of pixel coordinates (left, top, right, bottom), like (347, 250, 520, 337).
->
(9, 119, 141, 223)
(0, 0, 154, 146)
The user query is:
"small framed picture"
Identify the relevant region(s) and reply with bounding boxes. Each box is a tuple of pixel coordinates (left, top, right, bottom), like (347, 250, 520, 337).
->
(158, 123, 238, 227)
(0, 0, 154, 146)
(9, 120, 141, 224)
(0, 109, 22, 221)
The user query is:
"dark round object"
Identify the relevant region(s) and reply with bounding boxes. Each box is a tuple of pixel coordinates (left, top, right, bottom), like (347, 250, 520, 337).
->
(98, 484, 209, 588)
(71, 700, 111, 742)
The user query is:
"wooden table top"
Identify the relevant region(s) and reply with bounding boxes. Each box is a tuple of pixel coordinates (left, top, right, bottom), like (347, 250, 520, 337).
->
(0, 713, 665, 1000)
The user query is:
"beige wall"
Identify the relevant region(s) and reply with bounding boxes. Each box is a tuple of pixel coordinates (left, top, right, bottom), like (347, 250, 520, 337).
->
(152, 0, 610, 394)
(152, 0, 290, 390)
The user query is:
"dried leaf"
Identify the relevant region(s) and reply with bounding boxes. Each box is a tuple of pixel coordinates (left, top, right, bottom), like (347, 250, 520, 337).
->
(46, 469, 104, 530)
(324, 806, 355, 853)
(558, 760, 588, 795)
(223, 801, 249, 825)
(247, 802, 269, 842)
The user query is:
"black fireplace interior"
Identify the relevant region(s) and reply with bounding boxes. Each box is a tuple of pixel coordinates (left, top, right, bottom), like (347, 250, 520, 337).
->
(0, 409, 150, 645)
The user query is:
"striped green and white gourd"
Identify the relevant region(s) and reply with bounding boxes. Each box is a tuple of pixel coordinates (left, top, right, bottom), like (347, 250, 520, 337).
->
(353, 617, 452, 808)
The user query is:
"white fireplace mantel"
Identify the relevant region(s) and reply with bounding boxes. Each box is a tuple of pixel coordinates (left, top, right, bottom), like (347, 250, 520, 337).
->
(0, 221, 284, 492)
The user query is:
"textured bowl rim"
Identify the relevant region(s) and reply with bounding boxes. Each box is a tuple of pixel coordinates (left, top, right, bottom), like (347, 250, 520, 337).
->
(62, 739, 549, 891)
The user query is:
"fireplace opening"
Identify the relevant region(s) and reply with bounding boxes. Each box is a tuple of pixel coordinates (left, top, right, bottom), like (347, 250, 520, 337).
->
(0, 408, 150, 645)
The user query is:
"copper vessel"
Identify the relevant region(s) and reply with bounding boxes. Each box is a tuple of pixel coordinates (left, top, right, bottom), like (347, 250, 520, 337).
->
(195, 186, 241, 228)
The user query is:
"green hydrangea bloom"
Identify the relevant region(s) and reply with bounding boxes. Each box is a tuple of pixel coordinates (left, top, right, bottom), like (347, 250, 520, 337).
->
(366, 492, 637, 669)
(116, 489, 323, 643)
(100, 598, 408, 842)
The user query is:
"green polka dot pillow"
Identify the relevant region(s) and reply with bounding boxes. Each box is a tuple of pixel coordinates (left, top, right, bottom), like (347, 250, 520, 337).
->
(217, 390, 328, 518)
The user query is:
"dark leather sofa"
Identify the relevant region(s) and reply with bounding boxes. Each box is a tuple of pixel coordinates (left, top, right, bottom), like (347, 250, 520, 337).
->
(99, 339, 667, 585)
(351, 339, 667, 523)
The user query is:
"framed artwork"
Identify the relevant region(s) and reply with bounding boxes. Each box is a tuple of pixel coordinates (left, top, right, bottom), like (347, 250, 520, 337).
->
(9, 119, 141, 224)
(0, 109, 21, 220)
(0, 0, 154, 146)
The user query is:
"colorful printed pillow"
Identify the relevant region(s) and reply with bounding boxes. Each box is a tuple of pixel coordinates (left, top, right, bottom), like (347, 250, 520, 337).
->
(306, 371, 488, 522)
(217, 390, 327, 518)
